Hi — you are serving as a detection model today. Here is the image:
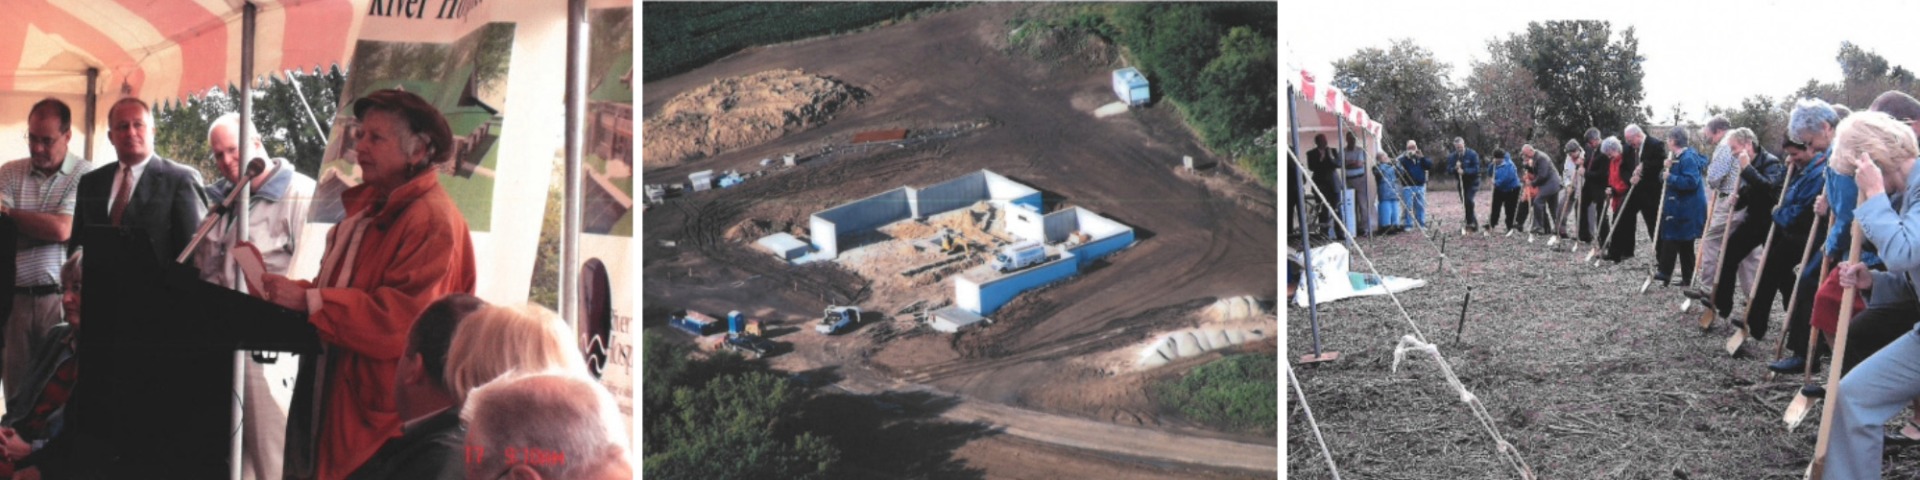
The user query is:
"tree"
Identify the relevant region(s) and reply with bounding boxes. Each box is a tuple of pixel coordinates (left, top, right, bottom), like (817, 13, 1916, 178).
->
(641, 331, 840, 479)
(1498, 21, 1646, 143)
(1332, 39, 1454, 150)
(1464, 42, 1547, 151)
(1707, 94, 1788, 157)
(153, 67, 342, 182)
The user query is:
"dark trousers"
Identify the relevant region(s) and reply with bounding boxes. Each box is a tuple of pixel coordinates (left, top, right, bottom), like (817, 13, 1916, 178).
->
(1606, 199, 1639, 259)
(1840, 300, 1920, 375)
(1490, 189, 1520, 229)
(1784, 250, 1826, 356)
(1751, 217, 1823, 343)
(1534, 194, 1561, 233)
(1579, 189, 1606, 242)
(1461, 174, 1480, 227)
(1657, 239, 1696, 285)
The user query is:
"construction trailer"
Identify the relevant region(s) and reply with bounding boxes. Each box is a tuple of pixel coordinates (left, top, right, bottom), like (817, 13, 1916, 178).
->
(1112, 67, 1150, 106)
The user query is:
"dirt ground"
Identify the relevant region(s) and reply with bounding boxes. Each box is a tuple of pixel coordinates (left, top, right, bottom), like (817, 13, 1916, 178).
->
(642, 68, 863, 166)
(1286, 177, 1920, 478)
(643, 3, 1276, 476)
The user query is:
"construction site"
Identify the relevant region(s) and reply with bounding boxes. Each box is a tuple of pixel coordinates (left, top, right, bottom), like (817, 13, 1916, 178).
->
(642, 4, 1277, 478)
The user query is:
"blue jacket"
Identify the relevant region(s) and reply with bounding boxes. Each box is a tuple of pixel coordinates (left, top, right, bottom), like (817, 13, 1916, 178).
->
(1492, 159, 1521, 192)
(1660, 148, 1708, 241)
(1452, 149, 1481, 176)
(1774, 154, 1829, 235)
(1821, 150, 1884, 267)
(1376, 163, 1403, 201)
(1398, 153, 1432, 185)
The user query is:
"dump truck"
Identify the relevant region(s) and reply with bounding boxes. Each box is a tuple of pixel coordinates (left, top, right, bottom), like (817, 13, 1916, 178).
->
(671, 311, 723, 336)
(989, 240, 1048, 273)
(817, 306, 860, 334)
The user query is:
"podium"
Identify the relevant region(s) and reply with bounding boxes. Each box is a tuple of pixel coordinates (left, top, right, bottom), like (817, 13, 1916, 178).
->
(69, 226, 318, 477)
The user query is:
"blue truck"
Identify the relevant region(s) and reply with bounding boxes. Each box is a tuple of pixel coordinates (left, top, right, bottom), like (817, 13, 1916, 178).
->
(670, 311, 723, 336)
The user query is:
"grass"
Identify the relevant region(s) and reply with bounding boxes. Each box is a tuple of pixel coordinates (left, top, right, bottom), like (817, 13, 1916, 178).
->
(1155, 353, 1278, 434)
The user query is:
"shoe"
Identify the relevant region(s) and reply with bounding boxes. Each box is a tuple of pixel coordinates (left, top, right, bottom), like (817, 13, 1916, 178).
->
(1675, 279, 1692, 288)
(1887, 420, 1920, 446)
(1770, 355, 1807, 374)
(1802, 384, 1826, 399)
(1683, 287, 1712, 300)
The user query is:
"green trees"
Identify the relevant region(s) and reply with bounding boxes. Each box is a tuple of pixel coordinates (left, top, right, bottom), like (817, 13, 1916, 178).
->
(1333, 22, 1644, 157)
(151, 66, 344, 181)
(1103, 3, 1277, 187)
(642, 332, 839, 479)
(1332, 39, 1456, 153)
(1500, 21, 1646, 143)
(1154, 353, 1277, 433)
(641, 3, 945, 82)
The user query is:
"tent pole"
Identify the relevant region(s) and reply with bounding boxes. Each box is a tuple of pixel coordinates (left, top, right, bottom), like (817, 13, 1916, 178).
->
(230, 4, 256, 480)
(1291, 84, 1337, 364)
(84, 68, 97, 161)
(562, 0, 587, 328)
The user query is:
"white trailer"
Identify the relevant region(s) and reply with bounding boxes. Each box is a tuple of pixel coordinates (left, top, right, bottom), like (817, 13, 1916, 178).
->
(1112, 67, 1150, 106)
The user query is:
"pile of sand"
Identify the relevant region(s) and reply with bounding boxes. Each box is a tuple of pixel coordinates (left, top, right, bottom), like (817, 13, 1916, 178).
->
(643, 69, 863, 165)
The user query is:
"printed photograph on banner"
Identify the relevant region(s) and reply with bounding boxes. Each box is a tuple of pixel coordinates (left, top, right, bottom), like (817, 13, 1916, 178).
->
(314, 22, 515, 231)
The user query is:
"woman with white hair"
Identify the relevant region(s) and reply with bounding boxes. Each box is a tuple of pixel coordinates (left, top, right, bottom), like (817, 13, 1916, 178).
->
(1600, 136, 1638, 261)
(1816, 110, 1920, 478)
(444, 304, 591, 402)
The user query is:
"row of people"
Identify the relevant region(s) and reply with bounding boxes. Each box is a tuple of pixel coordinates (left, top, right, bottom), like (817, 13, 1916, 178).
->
(3, 89, 524, 479)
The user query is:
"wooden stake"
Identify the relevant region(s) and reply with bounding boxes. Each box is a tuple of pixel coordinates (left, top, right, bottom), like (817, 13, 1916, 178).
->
(1807, 219, 1866, 477)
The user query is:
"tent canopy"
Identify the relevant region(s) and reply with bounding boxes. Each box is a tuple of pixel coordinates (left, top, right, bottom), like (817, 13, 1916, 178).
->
(0, 0, 365, 161)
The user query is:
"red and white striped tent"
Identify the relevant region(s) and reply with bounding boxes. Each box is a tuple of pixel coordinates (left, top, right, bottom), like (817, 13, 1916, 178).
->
(0, 0, 365, 161)
(1291, 69, 1387, 233)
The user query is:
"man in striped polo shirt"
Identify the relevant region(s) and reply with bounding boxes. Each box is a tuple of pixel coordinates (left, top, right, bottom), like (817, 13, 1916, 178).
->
(4, 99, 92, 404)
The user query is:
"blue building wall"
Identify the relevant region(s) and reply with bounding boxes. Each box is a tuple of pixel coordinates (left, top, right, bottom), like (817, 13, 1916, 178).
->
(973, 253, 1079, 315)
(1068, 230, 1135, 268)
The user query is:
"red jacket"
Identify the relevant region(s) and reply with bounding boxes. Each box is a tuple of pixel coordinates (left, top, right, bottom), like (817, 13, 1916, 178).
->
(292, 172, 476, 479)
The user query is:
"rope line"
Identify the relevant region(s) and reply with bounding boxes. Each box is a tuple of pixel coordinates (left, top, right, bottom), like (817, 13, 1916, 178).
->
(1288, 363, 1344, 480)
(1289, 149, 1535, 480)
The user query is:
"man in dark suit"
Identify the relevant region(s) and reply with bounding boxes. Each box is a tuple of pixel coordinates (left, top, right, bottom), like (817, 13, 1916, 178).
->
(71, 98, 208, 265)
(1623, 124, 1668, 243)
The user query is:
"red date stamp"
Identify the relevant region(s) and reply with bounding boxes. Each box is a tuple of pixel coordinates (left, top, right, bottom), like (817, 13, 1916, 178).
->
(465, 445, 567, 467)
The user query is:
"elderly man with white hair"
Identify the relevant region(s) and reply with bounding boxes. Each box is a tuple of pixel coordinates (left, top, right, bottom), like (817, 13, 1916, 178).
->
(1816, 110, 1920, 479)
(462, 372, 632, 480)
(195, 112, 317, 480)
(1689, 115, 1762, 301)
(1621, 124, 1668, 247)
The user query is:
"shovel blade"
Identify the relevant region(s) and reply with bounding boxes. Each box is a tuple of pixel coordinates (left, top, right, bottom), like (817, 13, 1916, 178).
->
(1548, 237, 1559, 247)
(1697, 308, 1716, 331)
(1725, 329, 1747, 355)
(1640, 277, 1653, 294)
(1785, 393, 1816, 429)
(1298, 352, 1342, 364)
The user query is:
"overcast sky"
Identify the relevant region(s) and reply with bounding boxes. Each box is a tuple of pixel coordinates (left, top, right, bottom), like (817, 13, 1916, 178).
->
(1285, 0, 1920, 122)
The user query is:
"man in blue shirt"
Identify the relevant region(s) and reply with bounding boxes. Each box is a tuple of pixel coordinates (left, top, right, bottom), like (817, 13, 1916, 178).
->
(1450, 137, 1482, 231)
(1397, 140, 1433, 228)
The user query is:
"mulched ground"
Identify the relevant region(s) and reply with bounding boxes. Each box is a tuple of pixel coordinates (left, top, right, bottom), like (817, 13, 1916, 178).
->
(1287, 176, 1920, 479)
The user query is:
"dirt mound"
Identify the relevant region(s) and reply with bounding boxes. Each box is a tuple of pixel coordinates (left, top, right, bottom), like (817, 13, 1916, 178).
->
(643, 69, 864, 165)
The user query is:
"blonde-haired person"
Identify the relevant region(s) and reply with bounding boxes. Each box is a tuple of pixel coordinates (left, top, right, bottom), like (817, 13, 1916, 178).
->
(444, 304, 589, 403)
(1820, 108, 1920, 478)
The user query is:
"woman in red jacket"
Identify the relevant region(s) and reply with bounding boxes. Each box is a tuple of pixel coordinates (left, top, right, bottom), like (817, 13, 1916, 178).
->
(261, 89, 478, 480)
